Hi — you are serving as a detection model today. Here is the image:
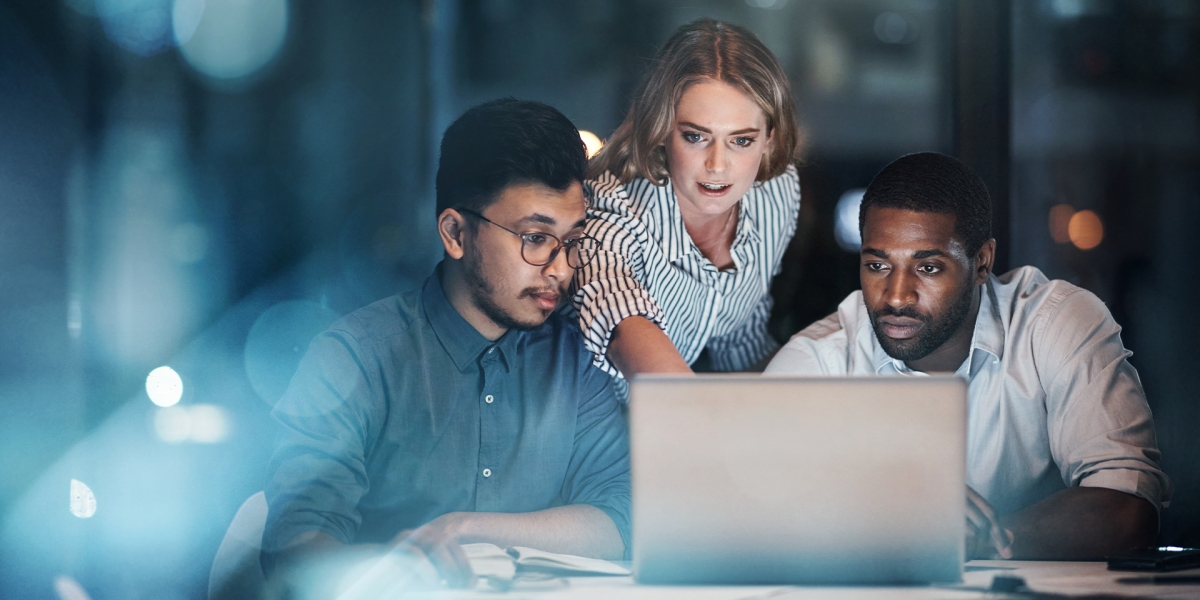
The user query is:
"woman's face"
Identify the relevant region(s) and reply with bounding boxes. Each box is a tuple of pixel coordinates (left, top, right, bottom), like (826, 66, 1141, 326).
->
(663, 78, 773, 220)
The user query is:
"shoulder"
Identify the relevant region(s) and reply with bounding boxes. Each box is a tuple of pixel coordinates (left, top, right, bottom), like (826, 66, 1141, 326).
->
(326, 288, 423, 347)
(995, 266, 1109, 331)
(766, 291, 864, 375)
(587, 171, 661, 218)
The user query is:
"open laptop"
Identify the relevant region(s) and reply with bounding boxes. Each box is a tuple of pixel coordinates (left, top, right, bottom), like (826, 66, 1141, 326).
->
(629, 374, 967, 585)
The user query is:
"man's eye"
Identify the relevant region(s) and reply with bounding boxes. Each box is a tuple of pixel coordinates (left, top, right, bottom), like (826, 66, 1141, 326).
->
(864, 262, 887, 272)
(682, 132, 703, 143)
(919, 264, 942, 274)
(523, 233, 551, 246)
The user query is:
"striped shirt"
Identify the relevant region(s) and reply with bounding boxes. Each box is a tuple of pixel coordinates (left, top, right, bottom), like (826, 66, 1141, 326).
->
(571, 165, 801, 378)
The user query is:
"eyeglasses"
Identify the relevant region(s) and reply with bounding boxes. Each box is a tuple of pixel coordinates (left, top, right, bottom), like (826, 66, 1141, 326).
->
(457, 208, 597, 269)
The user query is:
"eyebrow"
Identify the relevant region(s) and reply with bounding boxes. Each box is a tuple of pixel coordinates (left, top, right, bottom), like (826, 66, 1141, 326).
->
(861, 248, 948, 259)
(517, 213, 588, 230)
(678, 121, 761, 136)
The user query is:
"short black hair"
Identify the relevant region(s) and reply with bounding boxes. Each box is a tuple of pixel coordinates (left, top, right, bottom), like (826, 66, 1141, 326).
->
(859, 152, 993, 255)
(435, 98, 587, 218)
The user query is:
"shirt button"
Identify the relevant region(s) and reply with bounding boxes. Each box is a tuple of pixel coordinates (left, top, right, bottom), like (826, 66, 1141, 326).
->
(485, 394, 494, 404)
(482, 468, 492, 478)
(487, 347, 495, 354)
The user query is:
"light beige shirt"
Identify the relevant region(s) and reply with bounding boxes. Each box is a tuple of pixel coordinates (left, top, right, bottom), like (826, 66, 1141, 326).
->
(766, 266, 1171, 515)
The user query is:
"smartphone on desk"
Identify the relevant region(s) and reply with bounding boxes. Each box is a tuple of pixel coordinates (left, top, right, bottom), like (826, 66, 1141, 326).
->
(1107, 546, 1200, 572)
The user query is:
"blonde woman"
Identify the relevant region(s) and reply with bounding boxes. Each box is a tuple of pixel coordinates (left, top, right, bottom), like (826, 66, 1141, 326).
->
(573, 19, 801, 384)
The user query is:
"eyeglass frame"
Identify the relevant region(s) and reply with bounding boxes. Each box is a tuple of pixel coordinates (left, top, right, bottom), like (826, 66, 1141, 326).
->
(456, 207, 597, 269)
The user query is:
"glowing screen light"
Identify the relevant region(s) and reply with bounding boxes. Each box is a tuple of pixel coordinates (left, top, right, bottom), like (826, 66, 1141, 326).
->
(579, 130, 604, 159)
(1068, 209, 1104, 250)
(69, 479, 97, 519)
(834, 188, 866, 252)
(154, 404, 231, 443)
(146, 366, 184, 407)
(174, 0, 289, 81)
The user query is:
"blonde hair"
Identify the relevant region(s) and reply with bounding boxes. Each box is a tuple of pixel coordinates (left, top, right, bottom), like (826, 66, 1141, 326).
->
(589, 19, 800, 184)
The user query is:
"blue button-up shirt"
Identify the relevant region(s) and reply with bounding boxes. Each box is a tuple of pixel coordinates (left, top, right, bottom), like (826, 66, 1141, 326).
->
(263, 266, 630, 557)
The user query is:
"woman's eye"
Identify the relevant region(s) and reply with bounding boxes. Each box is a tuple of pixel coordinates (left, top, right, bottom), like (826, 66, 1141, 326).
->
(682, 132, 703, 143)
(733, 137, 755, 147)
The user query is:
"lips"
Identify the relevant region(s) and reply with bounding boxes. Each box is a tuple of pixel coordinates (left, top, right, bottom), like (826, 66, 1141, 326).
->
(531, 292, 560, 311)
(878, 316, 924, 340)
(696, 182, 732, 196)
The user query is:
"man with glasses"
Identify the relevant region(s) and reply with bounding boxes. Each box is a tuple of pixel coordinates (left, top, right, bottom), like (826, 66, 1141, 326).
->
(262, 99, 627, 594)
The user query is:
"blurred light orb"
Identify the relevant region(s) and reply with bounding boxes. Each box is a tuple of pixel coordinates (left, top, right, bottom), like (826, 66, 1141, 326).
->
(146, 366, 184, 407)
(1048, 203, 1075, 244)
(579, 130, 604, 159)
(744, 0, 788, 9)
(187, 404, 231, 443)
(834, 188, 866, 252)
(69, 479, 97, 519)
(97, 0, 177, 56)
(154, 405, 192, 443)
(874, 12, 915, 45)
(54, 575, 93, 600)
(175, 0, 289, 80)
(1068, 209, 1104, 250)
(245, 301, 339, 405)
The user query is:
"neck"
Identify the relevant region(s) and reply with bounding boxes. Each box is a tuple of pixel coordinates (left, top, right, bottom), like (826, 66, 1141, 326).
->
(680, 204, 738, 267)
(907, 285, 982, 374)
(439, 260, 507, 342)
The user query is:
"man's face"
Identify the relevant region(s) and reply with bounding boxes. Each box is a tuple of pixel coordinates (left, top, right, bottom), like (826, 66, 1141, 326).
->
(860, 206, 977, 363)
(462, 181, 587, 331)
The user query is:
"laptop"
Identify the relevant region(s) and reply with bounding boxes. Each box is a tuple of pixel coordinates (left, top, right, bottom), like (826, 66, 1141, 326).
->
(629, 374, 967, 585)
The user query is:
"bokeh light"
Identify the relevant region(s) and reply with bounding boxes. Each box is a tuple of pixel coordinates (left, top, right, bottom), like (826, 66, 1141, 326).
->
(834, 188, 866, 252)
(1068, 209, 1104, 250)
(1048, 203, 1075, 244)
(153, 404, 230, 443)
(579, 130, 604, 159)
(96, 0, 176, 56)
(53, 575, 93, 600)
(175, 0, 289, 81)
(244, 301, 339, 405)
(69, 479, 97, 518)
(145, 366, 184, 407)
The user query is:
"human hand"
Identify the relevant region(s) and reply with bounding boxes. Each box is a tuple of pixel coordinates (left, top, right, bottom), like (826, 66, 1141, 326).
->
(392, 513, 477, 589)
(966, 487, 1013, 559)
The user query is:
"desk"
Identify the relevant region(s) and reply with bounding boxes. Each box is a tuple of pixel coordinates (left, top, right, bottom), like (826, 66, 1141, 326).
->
(411, 561, 1200, 599)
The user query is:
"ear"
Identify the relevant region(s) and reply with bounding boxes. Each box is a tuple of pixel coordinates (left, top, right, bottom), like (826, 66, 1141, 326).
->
(973, 238, 997, 284)
(438, 208, 470, 260)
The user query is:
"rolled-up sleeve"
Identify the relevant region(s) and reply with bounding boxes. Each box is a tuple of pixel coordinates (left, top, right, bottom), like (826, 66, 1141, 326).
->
(262, 329, 383, 556)
(558, 363, 632, 556)
(1037, 288, 1173, 511)
(572, 175, 667, 376)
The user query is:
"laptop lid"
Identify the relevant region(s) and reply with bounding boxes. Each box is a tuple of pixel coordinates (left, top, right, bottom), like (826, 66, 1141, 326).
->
(630, 374, 967, 585)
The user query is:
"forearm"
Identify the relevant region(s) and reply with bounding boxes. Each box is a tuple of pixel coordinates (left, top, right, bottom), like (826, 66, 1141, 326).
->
(449, 504, 625, 560)
(1004, 487, 1158, 560)
(607, 316, 692, 377)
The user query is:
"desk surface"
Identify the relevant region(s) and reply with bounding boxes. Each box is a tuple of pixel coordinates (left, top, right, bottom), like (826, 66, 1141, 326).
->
(411, 561, 1200, 599)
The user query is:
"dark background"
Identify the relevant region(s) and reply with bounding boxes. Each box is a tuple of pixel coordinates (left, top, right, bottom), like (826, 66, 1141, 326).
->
(1, 0, 1197, 597)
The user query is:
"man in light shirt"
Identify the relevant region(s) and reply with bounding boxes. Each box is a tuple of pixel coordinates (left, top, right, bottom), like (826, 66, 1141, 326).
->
(767, 152, 1171, 560)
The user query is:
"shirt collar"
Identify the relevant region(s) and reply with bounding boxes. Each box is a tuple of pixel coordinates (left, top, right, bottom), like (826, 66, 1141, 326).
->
(422, 263, 519, 373)
(651, 178, 762, 265)
(870, 279, 1006, 376)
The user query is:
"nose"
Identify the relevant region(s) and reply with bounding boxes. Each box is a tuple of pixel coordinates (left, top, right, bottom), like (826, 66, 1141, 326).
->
(542, 243, 572, 284)
(705, 141, 727, 174)
(884, 269, 918, 309)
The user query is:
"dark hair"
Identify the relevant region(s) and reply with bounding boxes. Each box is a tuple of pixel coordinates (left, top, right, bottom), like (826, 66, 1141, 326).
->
(436, 98, 588, 218)
(859, 152, 993, 255)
